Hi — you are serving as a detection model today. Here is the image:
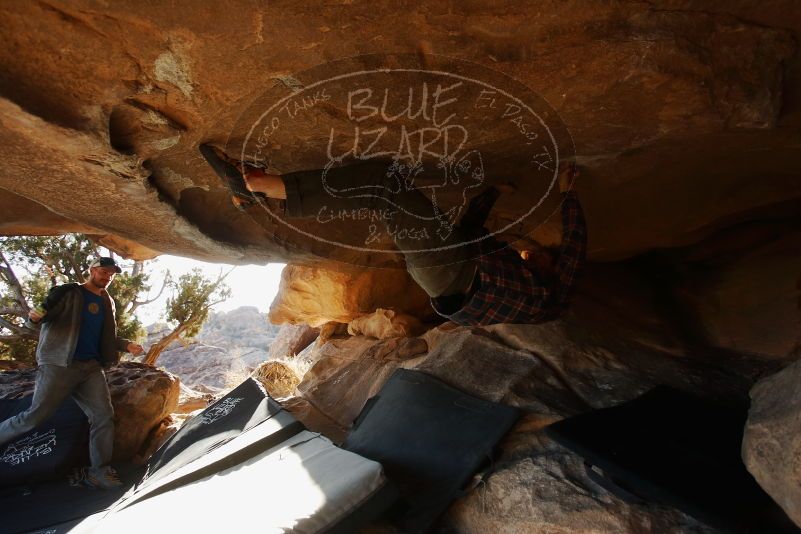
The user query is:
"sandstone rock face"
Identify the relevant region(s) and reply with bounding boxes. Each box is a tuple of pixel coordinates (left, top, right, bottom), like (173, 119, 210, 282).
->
(743, 358, 801, 528)
(446, 430, 716, 534)
(0, 363, 179, 462)
(347, 308, 426, 340)
(1, 2, 798, 264)
(105, 362, 180, 461)
(286, 261, 774, 532)
(133, 414, 181, 465)
(672, 226, 801, 360)
(269, 263, 434, 327)
(266, 323, 320, 360)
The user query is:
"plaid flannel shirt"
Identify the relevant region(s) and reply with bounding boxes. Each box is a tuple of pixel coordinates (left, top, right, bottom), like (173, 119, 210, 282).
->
(433, 191, 587, 326)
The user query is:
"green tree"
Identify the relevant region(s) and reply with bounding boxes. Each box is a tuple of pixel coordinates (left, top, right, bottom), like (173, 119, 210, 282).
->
(143, 268, 232, 366)
(0, 234, 166, 364)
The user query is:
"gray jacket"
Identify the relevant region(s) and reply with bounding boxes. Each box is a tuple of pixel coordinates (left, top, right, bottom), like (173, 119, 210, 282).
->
(26, 283, 131, 368)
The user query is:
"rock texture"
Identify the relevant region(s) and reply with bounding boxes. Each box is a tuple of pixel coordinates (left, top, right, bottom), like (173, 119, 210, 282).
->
(743, 358, 801, 528)
(0, 362, 179, 462)
(0, 1, 798, 264)
(347, 308, 426, 339)
(670, 225, 801, 360)
(269, 263, 434, 327)
(266, 323, 320, 360)
(284, 262, 776, 532)
(105, 362, 180, 461)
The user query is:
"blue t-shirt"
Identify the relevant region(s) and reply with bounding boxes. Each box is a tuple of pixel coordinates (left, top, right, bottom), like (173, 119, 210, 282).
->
(72, 287, 105, 361)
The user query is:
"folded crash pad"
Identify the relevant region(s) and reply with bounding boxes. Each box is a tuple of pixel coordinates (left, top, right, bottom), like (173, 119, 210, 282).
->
(114, 404, 304, 512)
(342, 368, 520, 533)
(546, 386, 799, 533)
(141, 377, 288, 488)
(2, 378, 395, 534)
(0, 396, 89, 489)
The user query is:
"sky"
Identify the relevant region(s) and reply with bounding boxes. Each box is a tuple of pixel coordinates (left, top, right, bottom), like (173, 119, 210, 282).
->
(134, 256, 285, 325)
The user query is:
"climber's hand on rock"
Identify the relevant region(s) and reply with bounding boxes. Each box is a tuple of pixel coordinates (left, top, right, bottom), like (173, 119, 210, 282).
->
(243, 169, 287, 199)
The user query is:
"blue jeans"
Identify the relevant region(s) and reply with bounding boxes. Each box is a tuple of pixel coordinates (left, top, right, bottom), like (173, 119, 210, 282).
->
(0, 359, 115, 468)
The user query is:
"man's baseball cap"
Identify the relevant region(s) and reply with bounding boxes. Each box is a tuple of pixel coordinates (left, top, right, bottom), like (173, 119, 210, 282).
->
(89, 257, 122, 273)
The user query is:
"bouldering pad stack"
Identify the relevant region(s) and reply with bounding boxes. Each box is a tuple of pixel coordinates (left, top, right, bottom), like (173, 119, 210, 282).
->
(1, 372, 521, 534)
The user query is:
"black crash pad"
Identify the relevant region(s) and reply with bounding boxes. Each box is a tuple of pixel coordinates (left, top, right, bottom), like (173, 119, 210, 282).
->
(546, 386, 799, 533)
(140, 377, 292, 489)
(0, 396, 89, 489)
(342, 368, 520, 533)
(0, 462, 145, 534)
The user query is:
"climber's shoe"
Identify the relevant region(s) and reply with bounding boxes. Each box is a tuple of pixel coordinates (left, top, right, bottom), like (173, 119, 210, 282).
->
(458, 186, 501, 233)
(199, 144, 259, 211)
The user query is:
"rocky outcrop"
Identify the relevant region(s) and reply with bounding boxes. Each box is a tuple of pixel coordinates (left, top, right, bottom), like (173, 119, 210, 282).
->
(289, 324, 719, 532)
(0, 362, 179, 462)
(347, 308, 426, 339)
(1, 2, 798, 264)
(196, 307, 280, 353)
(269, 263, 434, 327)
(267, 323, 320, 360)
(743, 358, 801, 528)
(670, 226, 801, 360)
(105, 362, 180, 461)
(283, 261, 777, 532)
(446, 431, 716, 534)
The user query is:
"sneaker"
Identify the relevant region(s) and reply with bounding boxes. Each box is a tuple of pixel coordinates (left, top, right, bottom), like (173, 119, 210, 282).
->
(199, 144, 260, 211)
(83, 466, 123, 490)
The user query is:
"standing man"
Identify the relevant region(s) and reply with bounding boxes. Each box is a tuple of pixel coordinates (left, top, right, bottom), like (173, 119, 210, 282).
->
(0, 257, 144, 489)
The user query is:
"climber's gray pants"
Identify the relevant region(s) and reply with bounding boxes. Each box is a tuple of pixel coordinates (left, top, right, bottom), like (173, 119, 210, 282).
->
(281, 161, 478, 297)
(0, 359, 114, 468)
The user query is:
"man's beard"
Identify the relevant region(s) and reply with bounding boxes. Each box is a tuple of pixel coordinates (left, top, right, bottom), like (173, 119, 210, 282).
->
(91, 277, 110, 289)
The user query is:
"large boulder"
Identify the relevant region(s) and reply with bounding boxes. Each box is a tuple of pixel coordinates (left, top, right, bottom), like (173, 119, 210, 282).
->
(445, 423, 716, 534)
(289, 318, 724, 532)
(104, 362, 180, 461)
(269, 263, 434, 327)
(742, 358, 801, 528)
(671, 225, 801, 360)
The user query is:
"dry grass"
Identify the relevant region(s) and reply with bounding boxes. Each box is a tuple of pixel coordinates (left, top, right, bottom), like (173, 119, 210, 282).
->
(251, 360, 302, 398)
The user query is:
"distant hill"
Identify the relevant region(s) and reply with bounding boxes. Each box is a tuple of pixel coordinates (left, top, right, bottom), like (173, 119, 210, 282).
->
(143, 306, 281, 392)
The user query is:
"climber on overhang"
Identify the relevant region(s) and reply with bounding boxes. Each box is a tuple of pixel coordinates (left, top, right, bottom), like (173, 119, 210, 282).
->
(200, 144, 587, 326)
